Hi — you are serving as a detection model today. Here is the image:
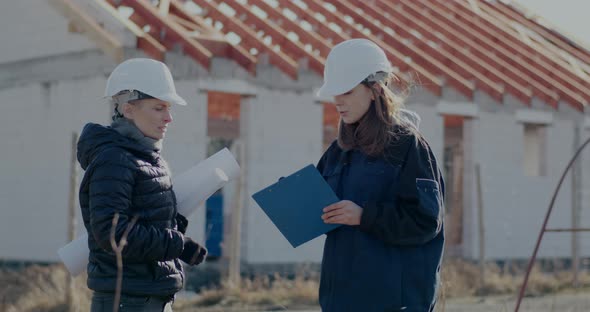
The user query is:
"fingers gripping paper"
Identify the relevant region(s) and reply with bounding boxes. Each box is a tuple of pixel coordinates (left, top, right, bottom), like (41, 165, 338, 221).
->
(58, 148, 240, 276)
(252, 165, 341, 248)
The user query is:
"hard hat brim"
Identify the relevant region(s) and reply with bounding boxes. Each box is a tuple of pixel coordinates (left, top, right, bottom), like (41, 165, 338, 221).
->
(158, 93, 187, 106)
(316, 75, 366, 97)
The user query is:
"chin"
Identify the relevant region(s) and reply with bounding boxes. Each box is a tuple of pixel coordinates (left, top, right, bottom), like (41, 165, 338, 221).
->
(148, 133, 164, 140)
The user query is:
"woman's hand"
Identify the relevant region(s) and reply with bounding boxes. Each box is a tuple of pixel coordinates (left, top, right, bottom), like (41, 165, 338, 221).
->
(322, 200, 363, 225)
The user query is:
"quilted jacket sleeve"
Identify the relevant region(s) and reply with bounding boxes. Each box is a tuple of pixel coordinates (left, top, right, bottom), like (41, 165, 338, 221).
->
(88, 148, 184, 261)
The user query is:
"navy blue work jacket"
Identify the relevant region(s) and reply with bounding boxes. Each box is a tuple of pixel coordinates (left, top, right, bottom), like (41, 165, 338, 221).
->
(317, 126, 445, 312)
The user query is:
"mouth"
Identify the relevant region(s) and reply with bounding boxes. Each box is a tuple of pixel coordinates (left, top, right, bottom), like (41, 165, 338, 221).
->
(339, 111, 348, 116)
(158, 126, 167, 132)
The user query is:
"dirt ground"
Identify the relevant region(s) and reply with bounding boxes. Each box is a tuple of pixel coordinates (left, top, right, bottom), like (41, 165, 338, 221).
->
(176, 291, 590, 312)
(2, 263, 590, 312)
(188, 290, 590, 312)
(442, 292, 590, 312)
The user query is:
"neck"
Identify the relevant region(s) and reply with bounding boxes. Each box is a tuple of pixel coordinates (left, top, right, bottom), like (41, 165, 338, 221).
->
(111, 118, 163, 151)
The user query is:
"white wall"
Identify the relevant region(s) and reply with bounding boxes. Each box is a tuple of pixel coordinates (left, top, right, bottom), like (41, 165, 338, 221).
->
(462, 111, 580, 260)
(406, 102, 445, 163)
(578, 127, 590, 255)
(0, 76, 211, 261)
(242, 88, 324, 263)
(162, 80, 208, 244)
(0, 76, 110, 261)
(0, 0, 96, 64)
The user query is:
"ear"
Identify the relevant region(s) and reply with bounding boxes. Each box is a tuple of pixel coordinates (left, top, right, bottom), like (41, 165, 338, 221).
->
(121, 102, 135, 120)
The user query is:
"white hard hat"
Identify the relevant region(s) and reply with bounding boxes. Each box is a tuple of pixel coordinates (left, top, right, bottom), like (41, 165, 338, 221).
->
(317, 39, 393, 97)
(105, 58, 187, 106)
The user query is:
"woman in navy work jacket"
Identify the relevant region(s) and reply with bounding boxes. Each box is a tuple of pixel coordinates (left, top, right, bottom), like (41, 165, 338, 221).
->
(316, 39, 445, 312)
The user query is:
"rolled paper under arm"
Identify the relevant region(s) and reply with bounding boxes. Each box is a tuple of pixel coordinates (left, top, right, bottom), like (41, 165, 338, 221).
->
(174, 148, 240, 216)
(58, 148, 240, 276)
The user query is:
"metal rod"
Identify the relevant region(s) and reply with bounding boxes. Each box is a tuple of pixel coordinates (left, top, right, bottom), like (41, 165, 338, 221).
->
(476, 163, 485, 287)
(545, 228, 590, 232)
(514, 136, 590, 312)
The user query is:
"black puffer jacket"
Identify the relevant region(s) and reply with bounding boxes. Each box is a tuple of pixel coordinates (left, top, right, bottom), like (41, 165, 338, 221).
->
(77, 122, 184, 297)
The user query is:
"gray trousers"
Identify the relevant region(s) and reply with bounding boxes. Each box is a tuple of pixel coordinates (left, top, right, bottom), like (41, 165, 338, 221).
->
(90, 292, 174, 312)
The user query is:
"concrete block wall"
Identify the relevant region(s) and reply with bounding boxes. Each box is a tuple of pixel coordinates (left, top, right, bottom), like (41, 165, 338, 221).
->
(0, 0, 96, 64)
(462, 111, 581, 260)
(406, 102, 444, 164)
(0, 75, 211, 261)
(578, 127, 590, 254)
(0, 76, 110, 261)
(242, 88, 324, 263)
(161, 80, 209, 244)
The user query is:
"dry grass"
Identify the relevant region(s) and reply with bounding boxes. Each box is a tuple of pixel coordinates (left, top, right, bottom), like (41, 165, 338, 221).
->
(440, 258, 590, 298)
(0, 264, 91, 312)
(2, 260, 590, 311)
(175, 272, 319, 311)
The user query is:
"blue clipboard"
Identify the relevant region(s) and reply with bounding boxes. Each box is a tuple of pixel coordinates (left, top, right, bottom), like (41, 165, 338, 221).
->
(252, 164, 341, 248)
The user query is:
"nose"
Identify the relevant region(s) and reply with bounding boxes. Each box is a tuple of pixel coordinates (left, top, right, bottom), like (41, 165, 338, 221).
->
(164, 109, 173, 124)
(333, 96, 344, 107)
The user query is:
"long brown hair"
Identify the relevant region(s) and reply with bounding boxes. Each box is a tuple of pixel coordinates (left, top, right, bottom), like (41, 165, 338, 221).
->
(337, 73, 409, 157)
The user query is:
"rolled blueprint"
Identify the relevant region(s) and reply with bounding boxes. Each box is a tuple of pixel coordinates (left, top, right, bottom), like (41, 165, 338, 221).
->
(173, 148, 240, 216)
(58, 148, 240, 275)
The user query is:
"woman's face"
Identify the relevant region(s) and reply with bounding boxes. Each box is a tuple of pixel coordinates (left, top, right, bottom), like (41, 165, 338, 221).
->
(333, 84, 373, 124)
(123, 99, 173, 140)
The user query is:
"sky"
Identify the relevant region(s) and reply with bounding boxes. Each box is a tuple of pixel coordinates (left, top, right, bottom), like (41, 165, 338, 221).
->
(513, 0, 590, 47)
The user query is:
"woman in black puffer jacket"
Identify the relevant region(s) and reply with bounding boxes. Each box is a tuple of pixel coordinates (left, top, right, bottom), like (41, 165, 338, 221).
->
(78, 58, 206, 312)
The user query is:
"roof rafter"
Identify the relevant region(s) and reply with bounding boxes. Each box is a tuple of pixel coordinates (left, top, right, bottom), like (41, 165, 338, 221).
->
(484, 1, 590, 75)
(280, 1, 350, 45)
(352, 0, 527, 103)
(189, 0, 299, 79)
(444, 0, 589, 108)
(304, 0, 447, 97)
(107, 0, 213, 69)
(322, 0, 476, 98)
(97, 0, 166, 60)
(220, 0, 325, 75)
(169, 0, 257, 74)
(249, 0, 332, 57)
(389, 0, 559, 107)
(49, 0, 124, 62)
(420, 0, 587, 109)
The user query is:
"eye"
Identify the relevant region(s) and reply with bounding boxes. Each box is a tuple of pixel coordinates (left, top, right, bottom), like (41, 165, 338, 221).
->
(154, 106, 164, 111)
(342, 90, 353, 96)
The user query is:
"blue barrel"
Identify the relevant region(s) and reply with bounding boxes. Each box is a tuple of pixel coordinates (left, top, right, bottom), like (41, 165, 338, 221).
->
(205, 191, 224, 258)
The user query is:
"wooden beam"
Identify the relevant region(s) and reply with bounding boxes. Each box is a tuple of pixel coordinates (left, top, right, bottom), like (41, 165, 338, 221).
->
(391, 0, 559, 107)
(100, 0, 166, 60)
(487, 1, 590, 76)
(468, 1, 590, 92)
(280, 1, 350, 45)
(345, 0, 514, 103)
(414, 0, 586, 109)
(221, 0, 325, 75)
(367, 0, 539, 105)
(48, 0, 124, 62)
(249, 0, 332, 57)
(304, 0, 455, 98)
(118, 0, 213, 69)
(169, 0, 257, 75)
(190, 0, 299, 79)
(445, 0, 589, 107)
(159, 0, 171, 16)
(169, 14, 202, 32)
(169, 0, 218, 35)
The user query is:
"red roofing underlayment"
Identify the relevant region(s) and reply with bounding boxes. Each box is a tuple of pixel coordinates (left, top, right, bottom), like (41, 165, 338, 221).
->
(97, 0, 590, 113)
